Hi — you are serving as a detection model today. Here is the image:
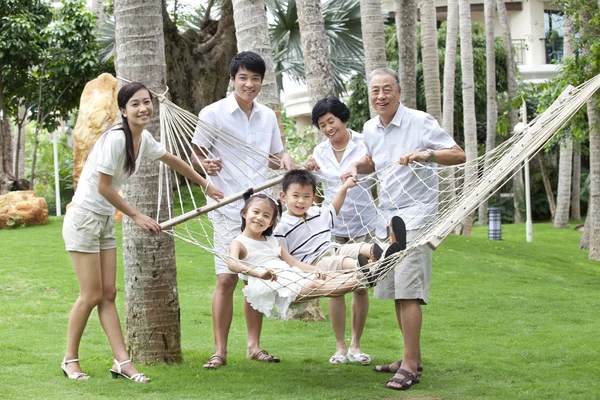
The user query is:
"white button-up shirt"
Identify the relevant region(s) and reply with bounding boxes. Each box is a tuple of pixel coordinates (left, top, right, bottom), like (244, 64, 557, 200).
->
(312, 130, 386, 238)
(363, 103, 456, 229)
(192, 93, 284, 220)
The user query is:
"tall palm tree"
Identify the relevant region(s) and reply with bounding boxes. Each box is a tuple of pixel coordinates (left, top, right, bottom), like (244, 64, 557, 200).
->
(394, 0, 417, 108)
(571, 142, 581, 220)
(419, 0, 441, 122)
(360, 0, 386, 116)
(496, 0, 524, 223)
(295, 0, 335, 107)
(266, 0, 363, 96)
(441, 0, 458, 137)
(458, 0, 477, 234)
(587, 96, 600, 260)
(478, 0, 497, 226)
(553, 15, 575, 228)
(114, 0, 182, 363)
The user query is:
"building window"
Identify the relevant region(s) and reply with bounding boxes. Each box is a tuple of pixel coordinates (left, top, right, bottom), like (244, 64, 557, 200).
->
(544, 10, 564, 64)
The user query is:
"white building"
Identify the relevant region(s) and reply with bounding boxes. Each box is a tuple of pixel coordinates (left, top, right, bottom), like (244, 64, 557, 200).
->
(283, 0, 565, 128)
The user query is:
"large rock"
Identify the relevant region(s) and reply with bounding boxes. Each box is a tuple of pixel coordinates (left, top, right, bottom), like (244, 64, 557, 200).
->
(71, 73, 122, 222)
(0, 190, 48, 228)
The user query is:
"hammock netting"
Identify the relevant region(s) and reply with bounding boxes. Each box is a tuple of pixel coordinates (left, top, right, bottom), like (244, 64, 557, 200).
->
(134, 74, 600, 306)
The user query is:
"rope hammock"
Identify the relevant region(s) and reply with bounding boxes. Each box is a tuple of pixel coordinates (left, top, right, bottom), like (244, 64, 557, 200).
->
(118, 74, 600, 316)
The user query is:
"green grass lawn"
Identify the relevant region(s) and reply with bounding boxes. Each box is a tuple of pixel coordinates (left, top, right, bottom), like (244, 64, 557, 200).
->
(0, 218, 599, 399)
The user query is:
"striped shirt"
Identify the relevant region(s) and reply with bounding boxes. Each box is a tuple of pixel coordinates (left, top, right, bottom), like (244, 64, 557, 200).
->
(273, 204, 340, 264)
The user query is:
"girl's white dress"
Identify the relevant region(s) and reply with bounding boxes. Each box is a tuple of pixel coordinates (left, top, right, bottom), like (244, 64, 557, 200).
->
(236, 234, 314, 320)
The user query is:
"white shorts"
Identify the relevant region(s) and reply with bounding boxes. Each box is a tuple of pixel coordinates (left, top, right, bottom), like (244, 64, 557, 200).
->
(212, 212, 242, 276)
(312, 243, 365, 272)
(62, 204, 116, 253)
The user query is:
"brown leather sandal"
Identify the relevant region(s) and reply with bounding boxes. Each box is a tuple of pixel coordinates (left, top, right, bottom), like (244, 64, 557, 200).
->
(385, 368, 417, 390)
(203, 354, 227, 369)
(249, 349, 280, 363)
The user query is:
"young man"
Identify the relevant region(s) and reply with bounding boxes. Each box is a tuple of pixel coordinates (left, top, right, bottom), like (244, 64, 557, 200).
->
(273, 170, 403, 365)
(191, 51, 294, 369)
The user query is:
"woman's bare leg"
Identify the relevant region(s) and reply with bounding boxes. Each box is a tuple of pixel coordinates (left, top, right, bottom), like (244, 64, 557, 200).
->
(64, 251, 103, 377)
(97, 248, 147, 380)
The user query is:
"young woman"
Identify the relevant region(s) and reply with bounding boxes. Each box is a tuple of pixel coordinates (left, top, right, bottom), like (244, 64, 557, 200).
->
(61, 82, 223, 382)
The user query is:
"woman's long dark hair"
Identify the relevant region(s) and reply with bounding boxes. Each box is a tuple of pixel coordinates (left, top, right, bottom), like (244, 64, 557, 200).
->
(117, 82, 153, 175)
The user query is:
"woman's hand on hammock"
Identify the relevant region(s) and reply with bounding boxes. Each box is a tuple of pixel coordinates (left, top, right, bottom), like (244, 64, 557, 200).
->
(132, 213, 162, 234)
(206, 184, 224, 201)
(303, 157, 320, 171)
(315, 271, 327, 280)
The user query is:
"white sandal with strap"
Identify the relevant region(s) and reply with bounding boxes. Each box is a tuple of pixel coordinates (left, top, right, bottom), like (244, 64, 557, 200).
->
(109, 359, 150, 383)
(61, 358, 90, 380)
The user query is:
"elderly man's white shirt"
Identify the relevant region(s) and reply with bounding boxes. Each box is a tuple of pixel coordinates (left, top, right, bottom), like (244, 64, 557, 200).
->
(312, 130, 385, 238)
(192, 93, 284, 220)
(363, 103, 456, 229)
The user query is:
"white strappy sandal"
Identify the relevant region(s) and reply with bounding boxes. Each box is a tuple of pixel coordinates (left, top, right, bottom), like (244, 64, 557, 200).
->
(61, 358, 90, 380)
(109, 359, 150, 383)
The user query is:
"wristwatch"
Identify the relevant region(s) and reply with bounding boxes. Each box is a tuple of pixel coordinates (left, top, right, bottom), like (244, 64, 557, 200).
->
(426, 148, 435, 162)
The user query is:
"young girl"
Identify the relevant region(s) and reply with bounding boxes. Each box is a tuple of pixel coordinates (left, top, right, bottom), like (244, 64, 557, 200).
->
(228, 193, 402, 320)
(61, 82, 223, 382)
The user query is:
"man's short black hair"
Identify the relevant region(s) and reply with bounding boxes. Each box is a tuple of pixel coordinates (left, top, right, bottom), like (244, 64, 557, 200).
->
(230, 51, 266, 80)
(282, 170, 317, 194)
(311, 96, 351, 128)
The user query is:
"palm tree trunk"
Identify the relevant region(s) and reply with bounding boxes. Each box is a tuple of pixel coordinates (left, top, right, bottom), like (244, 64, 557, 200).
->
(296, 0, 334, 108)
(360, 0, 387, 117)
(394, 0, 417, 109)
(458, 0, 478, 235)
(114, 0, 182, 363)
(496, 0, 524, 223)
(587, 95, 600, 260)
(553, 15, 575, 228)
(478, 0, 497, 226)
(442, 0, 458, 136)
(553, 140, 573, 227)
(571, 145, 581, 220)
(419, 0, 441, 122)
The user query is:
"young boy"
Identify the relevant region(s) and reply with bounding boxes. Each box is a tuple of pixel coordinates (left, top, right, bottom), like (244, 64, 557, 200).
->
(191, 51, 294, 370)
(273, 170, 403, 365)
(274, 169, 383, 272)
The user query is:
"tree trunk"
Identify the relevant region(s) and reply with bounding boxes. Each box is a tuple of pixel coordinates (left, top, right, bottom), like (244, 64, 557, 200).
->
(440, 0, 459, 226)
(0, 70, 14, 184)
(162, 0, 237, 114)
(458, 0, 477, 235)
(478, 0, 497, 226)
(496, 0, 524, 223)
(537, 152, 556, 220)
(553, 15, 575, 228)
(231, 0, 285, 141)
(442, 0, 458, 136)
(419, 0, 441, 122)
(296, 0, 334, 108)
(13, 106, 27, 180)
(580, 203, 589, 250)
(553, 140, 573, 227)
(587, 96, 600, 260)
(114, 0, 181, 364)
(360, 0, 387, 117)
(394, 0, 417, 109)
(571, 144, 581, 220)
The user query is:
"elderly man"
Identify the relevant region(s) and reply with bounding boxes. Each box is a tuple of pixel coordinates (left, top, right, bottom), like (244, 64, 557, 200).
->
(344, 68, 465, 390)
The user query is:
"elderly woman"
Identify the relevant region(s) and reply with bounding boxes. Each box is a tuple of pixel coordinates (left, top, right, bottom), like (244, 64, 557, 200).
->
(303, 96, 385, 366)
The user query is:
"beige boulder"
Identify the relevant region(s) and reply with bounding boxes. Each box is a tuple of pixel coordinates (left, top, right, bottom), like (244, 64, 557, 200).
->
(71, 73, 122, 222)
(0, 191, 48, 228)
